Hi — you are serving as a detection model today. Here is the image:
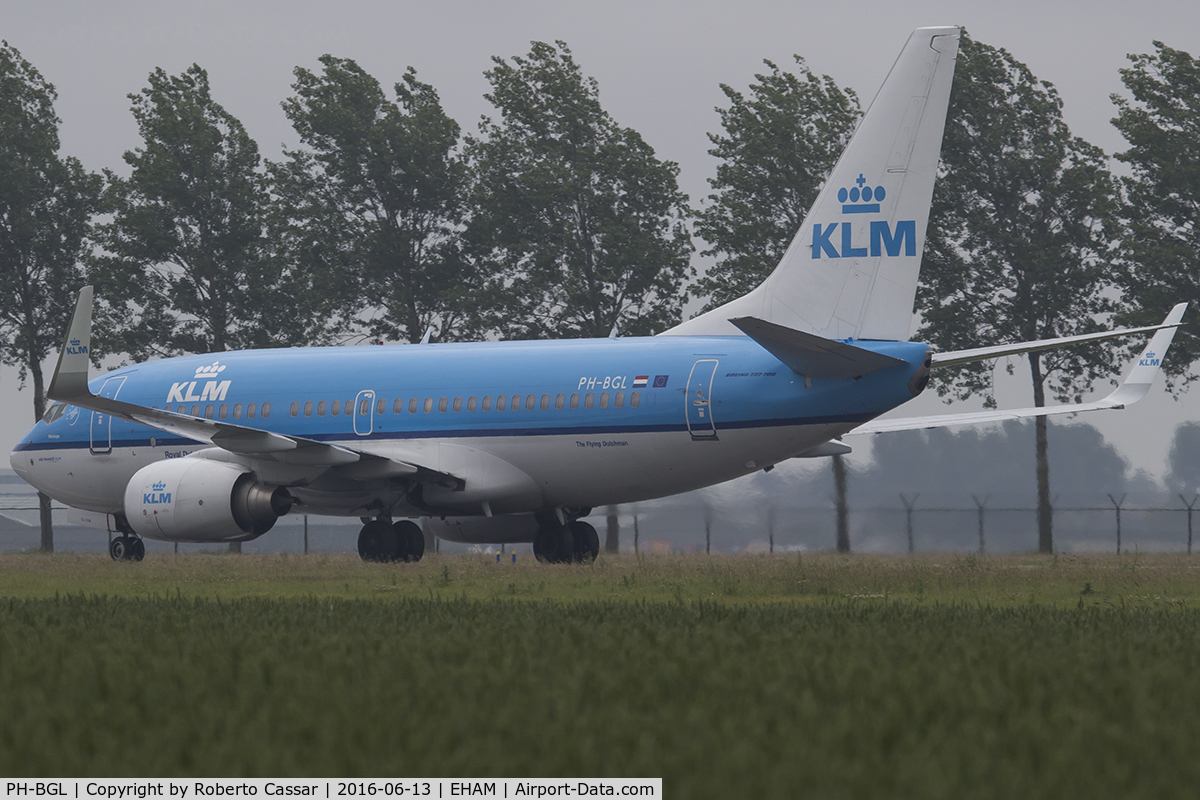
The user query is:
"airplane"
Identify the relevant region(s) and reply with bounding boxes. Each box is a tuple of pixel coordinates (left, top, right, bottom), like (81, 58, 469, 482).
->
(9, 26, 1187, 564)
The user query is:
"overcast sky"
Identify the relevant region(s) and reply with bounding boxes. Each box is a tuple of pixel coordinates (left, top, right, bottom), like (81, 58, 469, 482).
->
(3, 0, 1200, 479)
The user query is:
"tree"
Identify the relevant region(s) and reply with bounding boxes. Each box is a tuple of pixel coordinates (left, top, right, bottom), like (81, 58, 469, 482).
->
(1111, 42, 1200, 380)
(94, 64, 312, 361)
(277, 57, 471, 344)
(917, 33, 1121, 553)
(467, 41, 693, 340)
(694, 57, 860, 309)
(1167, 422, 1200, 497)
(0, 41, 102, 552)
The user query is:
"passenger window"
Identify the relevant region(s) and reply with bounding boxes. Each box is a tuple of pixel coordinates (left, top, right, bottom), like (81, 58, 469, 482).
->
(290, 402, 299, 417)
(304, 401, 314, 417)
(512, 394, 522, 411)
(393, 398, 404, 414)
(177, 405, 187, 414)
(262, 402, 271, 418)
(359, 399, 370, 415)
(191, 404, 201, 417)
(584, 393, 594, 409)
(540, 394, 550, 410)
(438, 397, 448, 412)
(219, 403, 229, 419)
(376, 398, 386, 415)
(570, 394, 579, 409)
(497, 395, 507, 411)
(233, 403, 242, 419)
(331, 399, 340, 416)
(247, 403, 257, 419)
(599, 392, 609, 409)
(424, 398, 433, 413)
(468, 396, 477, 412)
(317, 400, 327, 416)
(615, 392, 624, 409)
(482, 395, 492, 411)
(555, 394, 565, 410)
(453, 397, 463, 412)
(410, 398, 419, 414)
(631, 392, 640, 408)
(525, 394, 535, 410)
(205, 404, 215, 419)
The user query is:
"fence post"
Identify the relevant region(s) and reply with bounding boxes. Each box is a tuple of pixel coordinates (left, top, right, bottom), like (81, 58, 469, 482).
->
(972, 495, 989, 555)
(767, 505, 775, 554)
(303, 514, 309, 554)
(1108, 493, 1126, 555)
(634, 513, 640, 555)
(1181, 494, 1197, 555)
(704, 505, 712, 555)
(899, 494, 919, 554)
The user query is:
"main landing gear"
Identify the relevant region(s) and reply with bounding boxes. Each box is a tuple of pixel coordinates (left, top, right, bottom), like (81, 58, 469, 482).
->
(109, 534, 145, 562)
(358, 519, 425, 563)
(533, 519, 599, 564)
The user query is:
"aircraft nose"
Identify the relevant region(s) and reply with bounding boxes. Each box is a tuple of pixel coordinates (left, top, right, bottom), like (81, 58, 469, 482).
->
(10, 444, 29, 480)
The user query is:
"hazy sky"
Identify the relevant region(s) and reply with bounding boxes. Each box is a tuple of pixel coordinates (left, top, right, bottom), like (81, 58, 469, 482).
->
(3, 0, 1200, 478)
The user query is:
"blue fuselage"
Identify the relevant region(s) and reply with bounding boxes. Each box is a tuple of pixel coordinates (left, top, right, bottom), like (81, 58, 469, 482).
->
(12, 335, 929, 520)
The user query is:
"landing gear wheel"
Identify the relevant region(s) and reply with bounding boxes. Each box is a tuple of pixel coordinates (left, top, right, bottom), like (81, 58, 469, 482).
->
(570, 521, 600, 563)
(109, 535, 129, 562)
(533, 524, 574, 564)
(130, 538, 146, 562)
(358, 519, 401, 562)
(393, 520, 424, 562)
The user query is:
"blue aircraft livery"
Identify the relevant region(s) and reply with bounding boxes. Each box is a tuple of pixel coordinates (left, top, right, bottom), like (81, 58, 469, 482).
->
(9, 27, 1184, 565)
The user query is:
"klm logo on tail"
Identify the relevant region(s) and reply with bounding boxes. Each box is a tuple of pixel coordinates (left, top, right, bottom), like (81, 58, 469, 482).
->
(812, 174, 916, 259)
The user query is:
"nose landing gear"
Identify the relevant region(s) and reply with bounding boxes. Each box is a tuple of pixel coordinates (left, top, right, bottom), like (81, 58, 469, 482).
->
(108, 534, 145, 562)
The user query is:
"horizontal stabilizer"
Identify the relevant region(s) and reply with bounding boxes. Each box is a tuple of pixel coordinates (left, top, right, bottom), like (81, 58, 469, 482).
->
(851, 303, 1187, 434)
(730, 316, 906, 379)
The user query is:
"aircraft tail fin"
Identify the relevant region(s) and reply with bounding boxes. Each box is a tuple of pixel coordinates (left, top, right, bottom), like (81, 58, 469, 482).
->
(668, 26, 960, 341)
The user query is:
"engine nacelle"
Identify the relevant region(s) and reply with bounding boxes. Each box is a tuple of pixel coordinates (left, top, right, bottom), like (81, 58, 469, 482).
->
(123, 459, 293, 542)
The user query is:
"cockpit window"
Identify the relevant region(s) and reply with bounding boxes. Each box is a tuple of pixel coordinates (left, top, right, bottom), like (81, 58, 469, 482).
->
(41, 403, 67, 424)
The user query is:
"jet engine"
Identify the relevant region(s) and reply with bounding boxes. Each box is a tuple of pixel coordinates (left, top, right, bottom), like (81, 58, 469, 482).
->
(123, 459, 293, 542)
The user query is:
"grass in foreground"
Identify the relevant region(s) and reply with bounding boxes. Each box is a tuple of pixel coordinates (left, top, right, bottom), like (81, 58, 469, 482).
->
(2, 596, 1200, 798)
(3, 554, 1200, 795)
(0, 550, 1198, 607)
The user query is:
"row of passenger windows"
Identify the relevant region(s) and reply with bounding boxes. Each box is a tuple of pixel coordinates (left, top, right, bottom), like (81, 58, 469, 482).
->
(290, 391, 642, 418)
(164, 402, 272, 421)
(155, 391, 643, 423)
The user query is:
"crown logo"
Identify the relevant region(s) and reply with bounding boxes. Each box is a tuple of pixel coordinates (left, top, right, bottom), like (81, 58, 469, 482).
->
(152, 481, 167, 491)
(194, 361, 227, 379)
(69, 338, 81, 346)
(838, 174, 885, 214)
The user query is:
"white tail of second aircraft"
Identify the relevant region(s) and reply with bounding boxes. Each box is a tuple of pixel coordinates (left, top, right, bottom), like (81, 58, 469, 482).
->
(668, 26, 961, 341)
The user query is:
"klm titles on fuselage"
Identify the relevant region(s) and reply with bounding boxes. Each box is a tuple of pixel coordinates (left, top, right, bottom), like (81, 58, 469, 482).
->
(812, 175, 917, 260)
(166, 361, 231, 404)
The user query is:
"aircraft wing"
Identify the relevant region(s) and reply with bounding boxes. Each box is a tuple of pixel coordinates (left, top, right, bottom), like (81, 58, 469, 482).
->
(851, 303, 1186, 435)
(46, 287, 461, 487)
(929, 307, 1185, 368)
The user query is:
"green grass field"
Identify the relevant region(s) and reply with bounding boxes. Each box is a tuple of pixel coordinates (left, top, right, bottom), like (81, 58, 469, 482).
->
(2, 553, 1199, 797)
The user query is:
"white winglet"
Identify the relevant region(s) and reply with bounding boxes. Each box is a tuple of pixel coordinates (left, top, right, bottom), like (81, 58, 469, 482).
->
(47, 285, 94, 401)
(850, 303, 1187, 435)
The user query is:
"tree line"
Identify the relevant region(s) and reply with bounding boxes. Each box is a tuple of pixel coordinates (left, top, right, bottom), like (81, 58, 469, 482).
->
(3, 31, 1198, 553)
